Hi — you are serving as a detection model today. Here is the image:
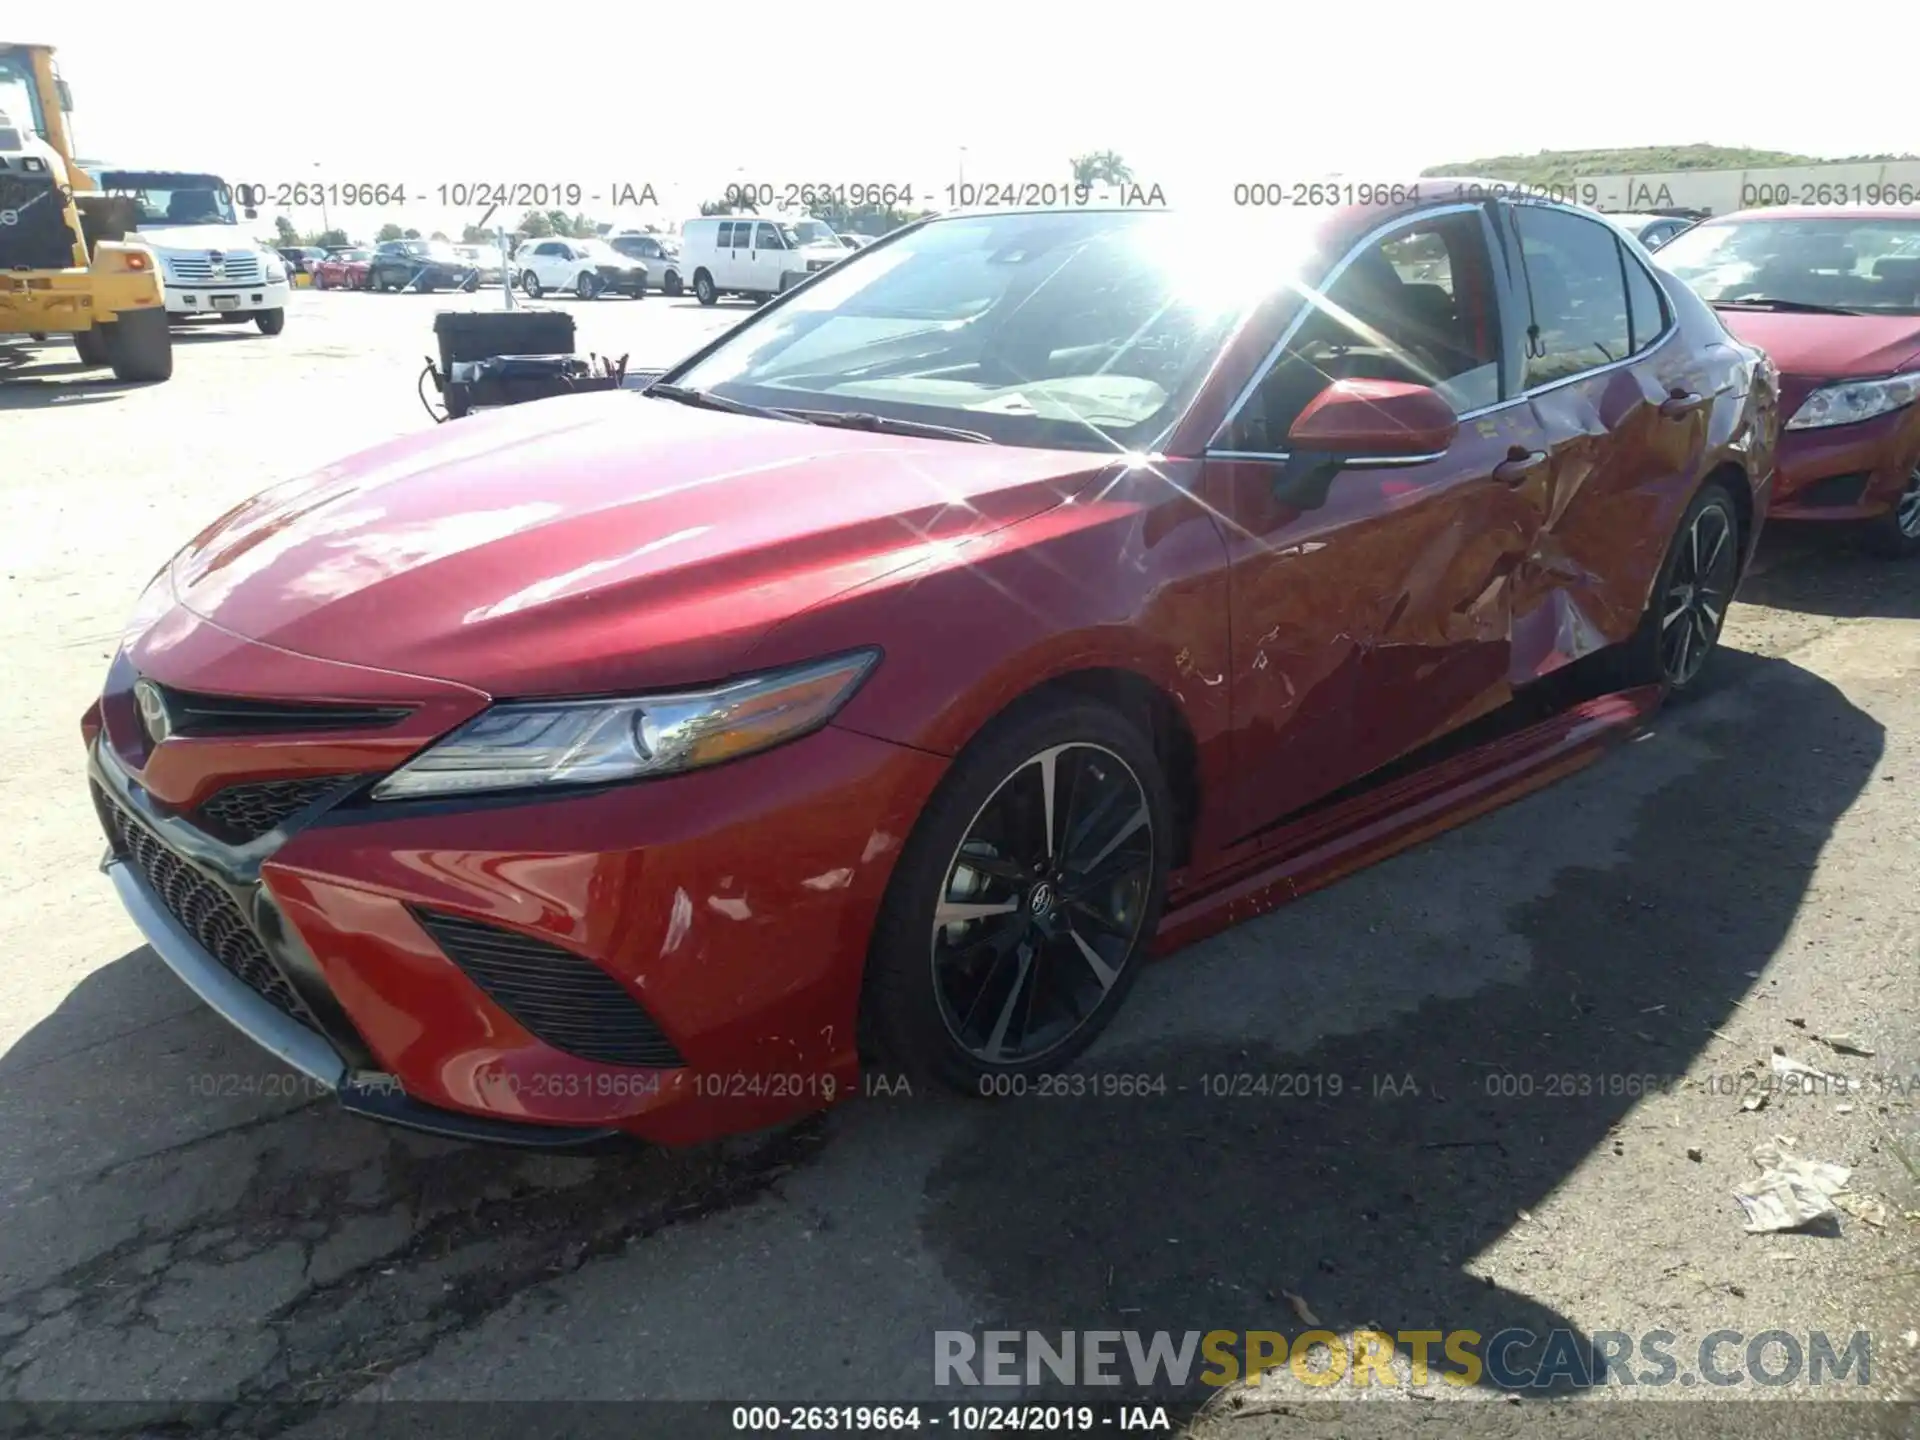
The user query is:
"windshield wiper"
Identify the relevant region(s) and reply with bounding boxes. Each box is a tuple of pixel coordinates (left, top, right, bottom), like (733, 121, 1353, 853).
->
(644, 383, 804, 423)
(1714, 297, 1863, 316)
(783, 410, 994, 444)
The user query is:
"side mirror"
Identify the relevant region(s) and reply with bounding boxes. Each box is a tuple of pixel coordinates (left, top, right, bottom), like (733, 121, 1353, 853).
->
(244, 205, 258, 220)
(56, 79, 73, 113)
(1274, 379, 1458, 510)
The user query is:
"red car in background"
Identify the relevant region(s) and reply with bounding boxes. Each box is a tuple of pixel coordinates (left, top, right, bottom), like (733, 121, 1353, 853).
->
(1657, 207, 1920, 556)
(313, 247, 373, 290)
(85, 194, 1775, 1147)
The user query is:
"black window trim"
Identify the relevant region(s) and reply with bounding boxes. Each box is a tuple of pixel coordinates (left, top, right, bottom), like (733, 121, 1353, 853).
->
(1207, 201, 1516, 463)
(1497, 199, 1679, 398)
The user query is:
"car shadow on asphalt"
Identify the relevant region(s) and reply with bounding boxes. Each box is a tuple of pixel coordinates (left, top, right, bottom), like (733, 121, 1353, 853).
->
(1738, 527, 1920, 621)
(0, 649, 1882, 1415)
(911, 646, 1883, 1408)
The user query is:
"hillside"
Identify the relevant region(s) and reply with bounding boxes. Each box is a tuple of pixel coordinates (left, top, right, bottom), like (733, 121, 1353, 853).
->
(1420, 145, 1919, 184)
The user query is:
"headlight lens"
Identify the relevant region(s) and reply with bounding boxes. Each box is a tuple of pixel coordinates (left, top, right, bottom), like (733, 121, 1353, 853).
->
(263, 257, 287, 282)
(370, 649, 880, 801)
(1785, 369, 1920, 431)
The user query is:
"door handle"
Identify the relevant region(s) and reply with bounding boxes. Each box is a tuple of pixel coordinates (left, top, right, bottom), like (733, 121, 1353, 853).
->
(1660, 388, 1711, 419)
(1493, 446, 1548, 485)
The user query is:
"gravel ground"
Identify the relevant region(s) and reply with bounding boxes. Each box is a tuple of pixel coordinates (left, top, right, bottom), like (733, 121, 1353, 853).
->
(1, 291, 1915, 1438)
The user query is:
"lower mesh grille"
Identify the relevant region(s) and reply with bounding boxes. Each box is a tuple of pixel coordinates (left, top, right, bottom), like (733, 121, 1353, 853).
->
(412, 909, 685, 1068)
(96, 786, 320, 1030)
(198, 775, 358, 843)
(1790, 473, 1871, 510)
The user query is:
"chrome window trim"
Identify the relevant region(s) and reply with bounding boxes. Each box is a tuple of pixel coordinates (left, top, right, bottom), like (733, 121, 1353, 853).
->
(1205, 449, 1451, 467)
(1205, 197, 1683, 458)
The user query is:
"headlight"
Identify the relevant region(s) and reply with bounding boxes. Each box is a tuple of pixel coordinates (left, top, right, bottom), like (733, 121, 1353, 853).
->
(370, 649, 880, 801)
(263, 256, 287, 282)
(1785, 369, 1920, 431)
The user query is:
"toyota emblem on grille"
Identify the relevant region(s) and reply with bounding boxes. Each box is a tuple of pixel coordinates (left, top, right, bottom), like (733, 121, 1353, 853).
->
(134, 680, 172, 745)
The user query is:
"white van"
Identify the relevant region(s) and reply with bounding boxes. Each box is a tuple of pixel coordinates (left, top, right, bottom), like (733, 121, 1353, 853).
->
(677, 215, 848, 306)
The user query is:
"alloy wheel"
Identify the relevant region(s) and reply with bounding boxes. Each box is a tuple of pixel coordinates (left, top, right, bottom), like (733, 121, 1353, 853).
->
(931, 743, 1154, 1065)
(1660, 499, 1738, 686)
(1896, 468, 1920, 539)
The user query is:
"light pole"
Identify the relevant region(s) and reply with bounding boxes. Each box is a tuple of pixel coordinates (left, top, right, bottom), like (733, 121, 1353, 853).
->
(958, 146, 967, 188)
(314, 160, 329, 240)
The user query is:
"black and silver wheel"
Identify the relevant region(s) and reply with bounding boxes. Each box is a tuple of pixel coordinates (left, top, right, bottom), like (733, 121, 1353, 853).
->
(521, 271, 543, 299)
(664, 270, 683, 297)
(1600, 479, 1740, 695)
(1864, 466, 1920, 559)
(863, 699, 1170, 1090)
(693, 270, 717, 306)
(576, 270, 601, 299)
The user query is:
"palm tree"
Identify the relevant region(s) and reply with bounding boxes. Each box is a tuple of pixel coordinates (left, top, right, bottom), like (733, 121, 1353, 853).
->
(1070, 150, 1135, 187)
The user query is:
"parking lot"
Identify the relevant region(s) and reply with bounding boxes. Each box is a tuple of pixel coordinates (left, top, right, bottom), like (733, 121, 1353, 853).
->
(2, 289, 1918, 1434)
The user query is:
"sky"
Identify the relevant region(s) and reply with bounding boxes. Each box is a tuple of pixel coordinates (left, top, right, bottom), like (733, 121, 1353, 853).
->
(30, 5, 1914, 240)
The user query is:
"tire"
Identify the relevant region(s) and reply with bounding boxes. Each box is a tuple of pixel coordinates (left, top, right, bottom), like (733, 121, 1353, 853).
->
(522, 271, 543, 299)
(99, 307, 173, 383)
(664, 270, 683, 297)
(1597, 478, 1741, 697)
(576, 271, 600, 300)
(255, 308, 286, 336)
(861, 698, 1172, 1092)
(314, 271, 329, 290)
(72, 327, 109, 366)
(630, 275, 647, 299)
(693, 270, 717, 306)
(1863, 467, 1920, 559)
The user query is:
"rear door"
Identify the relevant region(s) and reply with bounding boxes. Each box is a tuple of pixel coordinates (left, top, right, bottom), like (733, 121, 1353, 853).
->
(1493, 201, 1718, 680)
(1204, 203, 1551, 836)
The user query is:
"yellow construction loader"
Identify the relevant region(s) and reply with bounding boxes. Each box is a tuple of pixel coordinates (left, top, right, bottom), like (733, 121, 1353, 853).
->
(0, 42, 171, 381)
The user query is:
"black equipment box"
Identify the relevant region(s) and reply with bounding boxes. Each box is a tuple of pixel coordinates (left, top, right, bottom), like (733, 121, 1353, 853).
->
(432, 309, 576, 374)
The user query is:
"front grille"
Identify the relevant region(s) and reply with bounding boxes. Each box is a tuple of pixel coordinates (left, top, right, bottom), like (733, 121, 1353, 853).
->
(96, 786, 319, 1030)
(198, 775, 359, 843)
(0, 165, 79, 271)
(412, 908, 685, 1068)
(166, 252, 263, 285)
(1789, 472, 1871, 510)
(141, 683, 412, 736)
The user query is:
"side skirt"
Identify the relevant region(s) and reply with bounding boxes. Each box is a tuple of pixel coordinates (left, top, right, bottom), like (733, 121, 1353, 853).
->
(1151, 685, 1664, 955)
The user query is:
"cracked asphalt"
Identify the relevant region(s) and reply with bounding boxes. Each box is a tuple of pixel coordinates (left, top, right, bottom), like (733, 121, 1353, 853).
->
(3, 291, 1917, 1438)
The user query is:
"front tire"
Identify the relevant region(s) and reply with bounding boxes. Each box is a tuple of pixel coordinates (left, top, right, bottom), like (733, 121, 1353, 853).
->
(1600, 479, 1741, 696)
(664, 270, 683, 297)
(255, 308, 286, 336)
(576, 271, 600, 300)
(1863, 467, 1920, 559)
(521, 271, 543, 299)
(693, 270, 717, 306)
(862, 699, 1171, 1092)
(98, 307, 174, 382)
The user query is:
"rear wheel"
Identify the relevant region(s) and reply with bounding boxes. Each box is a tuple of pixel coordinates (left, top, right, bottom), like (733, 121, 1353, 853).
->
(99, 307, 174, 382)
(693, 270, 717, 306)
(1863, 467, 1920, 559)
(861, 699, 1171, 1092)
(72, 327, 109, 366)
(1600, 479, 1741, 696)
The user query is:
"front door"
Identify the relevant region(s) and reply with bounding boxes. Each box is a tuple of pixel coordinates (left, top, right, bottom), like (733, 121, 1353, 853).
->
(752, 222, 788, 293)
(1204, 203, 1549, 839)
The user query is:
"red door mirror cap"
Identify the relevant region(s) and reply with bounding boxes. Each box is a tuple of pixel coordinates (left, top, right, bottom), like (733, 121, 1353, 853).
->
(1286, 378, 1460, 457)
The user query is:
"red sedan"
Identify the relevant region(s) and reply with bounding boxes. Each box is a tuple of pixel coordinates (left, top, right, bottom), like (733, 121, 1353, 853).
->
(85, 193, 1777, 1147)
(1656, 207, 1920, 556)
(312, 248, 372, 290)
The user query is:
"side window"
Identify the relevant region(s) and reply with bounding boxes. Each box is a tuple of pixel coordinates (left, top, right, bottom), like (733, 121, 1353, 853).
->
(716, 222, 736, 248)
(1218, 209, 1505, 454)
(755, 222, 783, 250)
(1509, 204, 1631, 387)
(1623, 248, 1669, 354)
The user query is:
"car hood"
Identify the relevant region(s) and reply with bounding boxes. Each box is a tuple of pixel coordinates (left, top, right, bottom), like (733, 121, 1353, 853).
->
(135, 223, 266, 254)
(167, 393, 1093, 697)
(1713, 309, 1920, 379)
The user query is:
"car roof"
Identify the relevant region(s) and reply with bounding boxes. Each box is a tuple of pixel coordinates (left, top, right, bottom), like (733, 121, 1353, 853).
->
(1699, 205, 1920, 224)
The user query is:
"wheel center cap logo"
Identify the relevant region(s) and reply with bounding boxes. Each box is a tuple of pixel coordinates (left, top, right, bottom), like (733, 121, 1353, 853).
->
(1029, 882, 1055, 916)
(134, 680, 171, 745)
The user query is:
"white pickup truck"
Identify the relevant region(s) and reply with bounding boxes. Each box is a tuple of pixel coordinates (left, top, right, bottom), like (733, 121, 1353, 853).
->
(95, 168, 291, 334)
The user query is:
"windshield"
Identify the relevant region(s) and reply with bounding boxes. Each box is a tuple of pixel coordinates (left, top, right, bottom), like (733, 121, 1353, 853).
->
(1659, 217, 1920, 316)
(669, 209, 1271, 453)
(574, 239, 619, 261)
(791, 220, 836, 247)
(0, 49, 47, 143)
(97, 172, 239, 227)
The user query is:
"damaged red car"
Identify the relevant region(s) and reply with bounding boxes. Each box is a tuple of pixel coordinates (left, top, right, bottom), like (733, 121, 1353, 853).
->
(1656, 206, 1920, 555)
(86, 193, 1776, 1147)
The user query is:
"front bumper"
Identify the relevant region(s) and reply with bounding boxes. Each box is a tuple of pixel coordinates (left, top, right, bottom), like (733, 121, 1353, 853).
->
(165, 276, 292, 316)
(88, 639, 948, 1146)
(1769, 400, 1920, 522)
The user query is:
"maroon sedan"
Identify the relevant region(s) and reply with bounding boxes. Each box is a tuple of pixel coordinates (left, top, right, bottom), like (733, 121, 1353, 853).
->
(313, 248, 372, 290)
(85, 194, 1776, 1147)
(1656, 207, 1920, 555)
